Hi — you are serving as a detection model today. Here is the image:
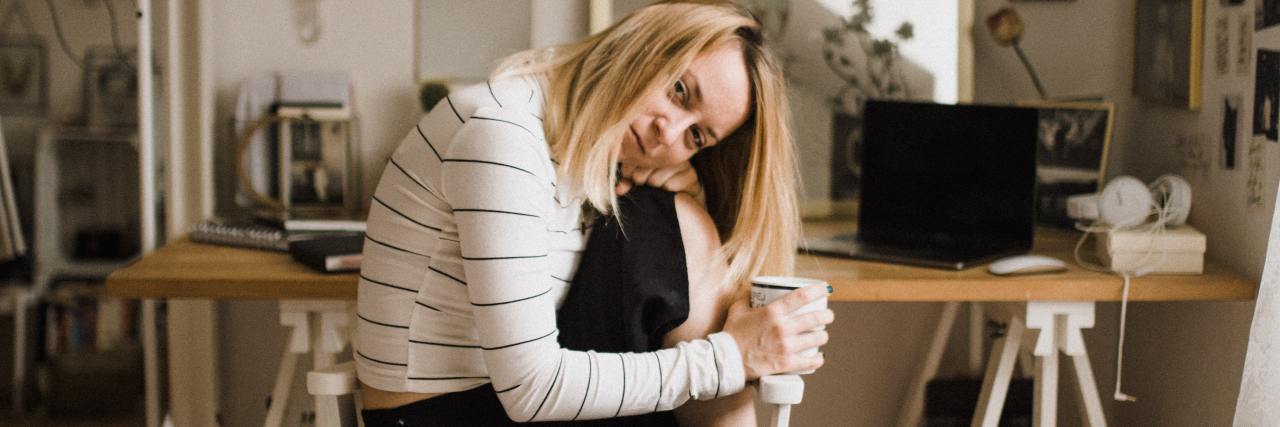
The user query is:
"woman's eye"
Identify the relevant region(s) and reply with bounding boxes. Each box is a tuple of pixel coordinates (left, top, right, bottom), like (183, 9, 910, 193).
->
(673, 80, 688, 101)
(691, 126, 705, 148)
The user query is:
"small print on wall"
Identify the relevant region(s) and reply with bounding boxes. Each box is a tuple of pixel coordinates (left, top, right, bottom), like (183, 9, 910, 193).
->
(1254, 49, 1279, 142)
(1258, 0, 1280, 30)
(1224, 94, 1241, 169)
(1238, 13, 1253, 76)
(1135, 0, 1203, 109)
(1215, 16, 1229, 77)
(0, 37, 47, 116)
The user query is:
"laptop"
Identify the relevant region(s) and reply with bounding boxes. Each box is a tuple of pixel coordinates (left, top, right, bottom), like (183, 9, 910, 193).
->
(802, 100, 1039, 270)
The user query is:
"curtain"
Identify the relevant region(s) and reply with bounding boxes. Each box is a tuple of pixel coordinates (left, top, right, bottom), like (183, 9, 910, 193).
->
(1234, 183, 1280, 424)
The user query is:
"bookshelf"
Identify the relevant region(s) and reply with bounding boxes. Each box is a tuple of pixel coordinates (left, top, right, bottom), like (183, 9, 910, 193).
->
(33, 129, 143, 295)
(28, 128, 146, 416)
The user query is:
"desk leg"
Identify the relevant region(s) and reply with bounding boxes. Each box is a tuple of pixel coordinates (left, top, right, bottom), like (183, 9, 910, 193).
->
(1067, 328, 1106, 426)
(1034, 335, 1059, 427)
(143, 300, 160, 427)
(896, 301, 959, 427)
(972, 316, 1025, 427)
(1025, 302, 1104, 427)
(266, 300, 353, 427)
(12, 290, 25, 415)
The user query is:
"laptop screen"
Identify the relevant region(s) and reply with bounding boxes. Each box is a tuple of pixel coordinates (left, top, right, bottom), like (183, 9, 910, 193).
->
(856, 100, 1038, 251)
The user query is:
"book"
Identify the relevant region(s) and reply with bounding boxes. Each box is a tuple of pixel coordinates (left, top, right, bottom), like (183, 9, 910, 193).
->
(253, 209, 367, 233)
(1097, 225, 1206, 254)
(1095, 225, 1205, 274)
(1096, 248, 1204, 274)
(288, 234, 365, 273)
(188, 216, 288, 251)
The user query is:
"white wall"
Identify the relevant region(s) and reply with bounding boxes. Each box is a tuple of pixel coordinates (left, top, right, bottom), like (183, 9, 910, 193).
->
(207, 1, 416, 425)
(198, 0, 1279, 425)
(975, 0, 1277, 425)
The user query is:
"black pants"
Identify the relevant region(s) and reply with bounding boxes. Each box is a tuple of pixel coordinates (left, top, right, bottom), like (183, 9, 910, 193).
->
(362, 187, 689, 426)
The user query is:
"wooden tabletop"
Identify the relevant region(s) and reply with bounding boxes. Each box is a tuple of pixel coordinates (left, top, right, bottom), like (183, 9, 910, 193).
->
(106, 222, 1257, 302)
(798, 222, 1256, 302)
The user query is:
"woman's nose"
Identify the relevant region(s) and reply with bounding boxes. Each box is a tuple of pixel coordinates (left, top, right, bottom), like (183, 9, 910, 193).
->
(654, 112, 694, 146)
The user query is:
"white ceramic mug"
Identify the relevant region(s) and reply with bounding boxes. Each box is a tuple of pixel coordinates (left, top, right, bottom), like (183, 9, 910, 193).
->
(750, 276, 829, 374)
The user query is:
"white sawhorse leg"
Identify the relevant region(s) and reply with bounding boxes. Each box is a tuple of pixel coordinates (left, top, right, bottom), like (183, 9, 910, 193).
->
(264, 300, 353, 427)
(973, 302, 1106, 427)
(896, 301, 961, 427)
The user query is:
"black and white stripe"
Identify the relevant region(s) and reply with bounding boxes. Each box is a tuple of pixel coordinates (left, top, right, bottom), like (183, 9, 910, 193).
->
(355, 76, 746, 421)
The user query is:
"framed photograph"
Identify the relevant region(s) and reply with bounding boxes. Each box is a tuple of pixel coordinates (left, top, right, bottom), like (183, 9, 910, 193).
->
(0, 37, 47, 116)
(276, 114, 360, 213)
(1021, 101, 1116, 228)
(1134, 0, 1203, 110)
(83, 46, 138, 129)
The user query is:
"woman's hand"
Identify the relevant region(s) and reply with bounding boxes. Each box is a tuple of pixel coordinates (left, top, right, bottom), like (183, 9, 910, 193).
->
(722, 284, 833, 380)
(616, 161, 703, 198)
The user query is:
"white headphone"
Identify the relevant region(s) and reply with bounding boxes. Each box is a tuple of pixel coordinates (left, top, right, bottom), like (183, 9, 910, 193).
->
(1097, 174, 1192, 230)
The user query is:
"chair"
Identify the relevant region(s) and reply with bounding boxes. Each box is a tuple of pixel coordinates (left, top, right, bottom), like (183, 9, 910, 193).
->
(306, 361, 358, 427)
(306, 362, 804, 427)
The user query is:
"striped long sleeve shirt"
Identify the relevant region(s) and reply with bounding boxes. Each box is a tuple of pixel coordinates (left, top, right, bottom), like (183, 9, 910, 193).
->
(354, 76, 745, 422)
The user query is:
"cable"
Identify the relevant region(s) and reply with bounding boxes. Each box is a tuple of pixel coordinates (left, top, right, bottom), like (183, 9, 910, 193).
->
(102, 0, 138, 73)
(44, 0, 83, 70)
(1071, 185, 1189, 403)
(1113, 274, 1137, 402)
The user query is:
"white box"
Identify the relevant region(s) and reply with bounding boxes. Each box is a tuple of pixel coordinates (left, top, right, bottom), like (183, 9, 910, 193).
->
(1095, 226, 1205, 274)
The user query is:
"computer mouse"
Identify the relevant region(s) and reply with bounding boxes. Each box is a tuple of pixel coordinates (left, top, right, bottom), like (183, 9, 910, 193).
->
(987, 255, 1068, 276)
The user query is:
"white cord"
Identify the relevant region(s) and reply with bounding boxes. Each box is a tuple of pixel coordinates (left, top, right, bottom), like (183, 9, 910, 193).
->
(1113, 274, 1137, 402)
(1072, 191, 1187, 403)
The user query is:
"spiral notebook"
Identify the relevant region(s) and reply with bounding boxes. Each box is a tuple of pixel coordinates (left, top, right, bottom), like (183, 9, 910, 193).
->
(189, 216, 288, 251)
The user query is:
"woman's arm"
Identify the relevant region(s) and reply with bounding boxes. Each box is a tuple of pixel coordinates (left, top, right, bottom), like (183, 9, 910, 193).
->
(666, 193, 757, 426)
(442, 111, 745, 422)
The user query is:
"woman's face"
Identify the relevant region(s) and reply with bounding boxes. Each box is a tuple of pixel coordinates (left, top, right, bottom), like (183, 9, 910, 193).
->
(619, 43, 752, 169)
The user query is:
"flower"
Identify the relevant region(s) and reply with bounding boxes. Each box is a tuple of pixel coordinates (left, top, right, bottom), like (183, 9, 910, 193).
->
(822, 0, 914, 113)
(985, 7, 1047, 98)
(986, 7, 1025, 47)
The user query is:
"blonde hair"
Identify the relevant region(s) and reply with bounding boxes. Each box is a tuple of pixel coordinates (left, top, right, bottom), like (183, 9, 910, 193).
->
(495, 1, 800, 289)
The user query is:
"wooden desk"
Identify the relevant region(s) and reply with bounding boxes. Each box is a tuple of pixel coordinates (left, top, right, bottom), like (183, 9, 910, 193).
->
(108, 226, 1255, 303)
(105, 223, 1257, 427)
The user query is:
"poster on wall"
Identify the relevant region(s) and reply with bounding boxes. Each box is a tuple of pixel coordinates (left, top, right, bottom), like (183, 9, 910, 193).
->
(1134, 0, 1203, 109)
(1224, 94, 1241, 169)
(1254, 49, 1279, 142)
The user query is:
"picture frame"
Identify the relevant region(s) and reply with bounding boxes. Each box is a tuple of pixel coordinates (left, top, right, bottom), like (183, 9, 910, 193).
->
(83, 46, 138, 129)
(1134, 0, 1203, 110)
(1020, 101, 1116, 228)
(0, 36, 47, 116)
(275, 111, 360, 214)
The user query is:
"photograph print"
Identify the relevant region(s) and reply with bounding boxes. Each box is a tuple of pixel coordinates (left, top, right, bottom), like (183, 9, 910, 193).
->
(283, 120, 351, 210)
(1225, 94, 1241, 169)
(1255, 49, 1279, 142)
(1023, 101, 1115, 228)
(1135, 0, 1203, 109)
(0, 37, 47, 115)
(1258, 0, 1280, 30)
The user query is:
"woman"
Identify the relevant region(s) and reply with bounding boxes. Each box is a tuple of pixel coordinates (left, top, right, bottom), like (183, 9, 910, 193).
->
(356, 2, 832, 425)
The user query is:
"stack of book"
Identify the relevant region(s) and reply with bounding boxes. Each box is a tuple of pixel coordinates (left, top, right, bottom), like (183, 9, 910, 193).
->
(188, 209, 366, 273)
(1095, 225, 1206, 274)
